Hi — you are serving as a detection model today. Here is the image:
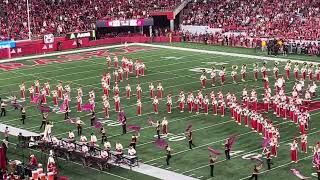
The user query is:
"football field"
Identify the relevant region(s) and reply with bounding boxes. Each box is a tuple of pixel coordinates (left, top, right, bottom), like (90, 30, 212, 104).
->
(1, 43, 320, 180)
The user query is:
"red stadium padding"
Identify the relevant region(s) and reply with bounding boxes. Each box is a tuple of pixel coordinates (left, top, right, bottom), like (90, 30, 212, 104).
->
(0, 36, 181, 59)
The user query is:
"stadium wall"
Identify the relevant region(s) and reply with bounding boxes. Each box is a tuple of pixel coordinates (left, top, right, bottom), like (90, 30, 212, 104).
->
(0, 35, 181, 59)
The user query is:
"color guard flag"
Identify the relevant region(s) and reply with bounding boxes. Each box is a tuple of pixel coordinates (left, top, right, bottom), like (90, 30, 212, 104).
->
(290, 169, 310, 179)
(155, 139, 168, 149)
(32, 95, 40, 104)
(39, 106, 52, 113)
(227, 134, 237, 149)
(94, 121, 103, 129)
(262, 138, 270, 148)
(67, 117, 77, 124)
(82, 103, 93, 112)
(127, 125, 141, 132)
(11, 101, 21, 109)
(59, 103, 66, 112)
(208, 146, 221, 155)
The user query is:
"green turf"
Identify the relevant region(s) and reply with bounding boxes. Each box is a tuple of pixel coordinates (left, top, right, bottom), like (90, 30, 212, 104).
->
(0, 43, 319, 180)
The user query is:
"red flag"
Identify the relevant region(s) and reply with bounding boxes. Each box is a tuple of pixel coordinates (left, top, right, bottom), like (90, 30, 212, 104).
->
(154, 139, 168, 149)
(227, 134, 237, 149)
(208, 146, 221, 155)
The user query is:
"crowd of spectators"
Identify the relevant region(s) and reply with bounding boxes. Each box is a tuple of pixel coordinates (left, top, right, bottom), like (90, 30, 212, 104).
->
(181, 31, 320, 56)
(0, 0, 181, 40)
(182, 0, 320, 40)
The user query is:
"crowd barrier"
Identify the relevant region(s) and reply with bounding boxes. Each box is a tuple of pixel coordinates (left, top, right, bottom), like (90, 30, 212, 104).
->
(0, 36, 181, 59)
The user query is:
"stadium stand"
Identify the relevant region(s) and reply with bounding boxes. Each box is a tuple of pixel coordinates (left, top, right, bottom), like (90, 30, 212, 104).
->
(0, 0, 181, 40)
(182, 0, 320, 40)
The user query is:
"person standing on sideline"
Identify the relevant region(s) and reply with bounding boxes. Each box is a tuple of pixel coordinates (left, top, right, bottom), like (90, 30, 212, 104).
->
(209, 155, 218, 177)
(21, 107, 26, 124)
(165, 144, 172, 166)
(0, 101, 7, 117)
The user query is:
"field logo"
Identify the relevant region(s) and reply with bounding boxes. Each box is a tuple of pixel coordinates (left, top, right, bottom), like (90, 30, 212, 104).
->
(99, 118, 121, 127)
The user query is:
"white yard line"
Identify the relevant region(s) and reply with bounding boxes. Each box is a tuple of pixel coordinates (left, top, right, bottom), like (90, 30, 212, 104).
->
(135, 43, 320, 65)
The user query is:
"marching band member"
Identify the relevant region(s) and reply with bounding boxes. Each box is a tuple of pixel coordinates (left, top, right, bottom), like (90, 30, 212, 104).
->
(294, 63, 299, 80)
(301, 63, 307, 80)
(56, 81, 63, 100)
(105, 72, 111, 85)
(219, 66, 226, 85)
(76, 95, 82, 112)
(76, 117, 84, 136)
(64, 84, 71, 100)
(35, 80, 40, 95)
(211, 67, 216, 86)
(126, 83, 131, 100)
(253, 63, 258, 81)
(137, 99, 142, 116)
(67, 130, 75, 141)
(115, 142, 124, 163)
(187, 92, 194, 113)
(114, 95, 121, 112)
(149, 82, 155, 99)
(273, 62, 279, 79)
(285, 61, 291, 80)
(28, 84, 35, 102)
(241, 64, 246, 82)
(165, 145, 172, 165)
(167, 94, 172, 114)
(44, 81, 50, 97)
(77, 86, 83, 97)
(118, 67, 124, 82)
(130, 133, 140, 149)
(128, 59, 133, 73)
(203, 95, 209, 115)
(135, 61, 141, 78)
(153, 96, 159, 114)
(316, 64, 320, 81)
(308, 64, 314, 81)
(301, 133, 308, 154)
(186, 130, 195, 149)
(19, 82, 26, 100)
(136, 83, 142, 100)
(220, 100, 225, 117)
(104, 141, 111, 151)
(113, 82, 120, 96)
(100, 149, 109, 159)
(290, 139, 299, 163)
(157, 82, 164, 100)
(41, 88, 47, 104)
(211, 97, 218, 115)
(106, 55, 111, 68)
(102, 81, 110, 97)
(113, 70, 119, 83)
(231, 65, 238, 84)
(162, 117, 168, 137)
(194, 96, 200, 114)
(261, 63, 267, 79)
(200, 71, 207, 88)
(179, 90, 185, 113)
(51, 90, 59, 107)
(124, 66, 130, 80)
(114, 56, 119, 68)
(141, 63, 146, 76)
(90, 133, 98, 147)
(79, 135, 87, 145)
(128, 146, 137, 159)
(103, 98, 110, 118)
